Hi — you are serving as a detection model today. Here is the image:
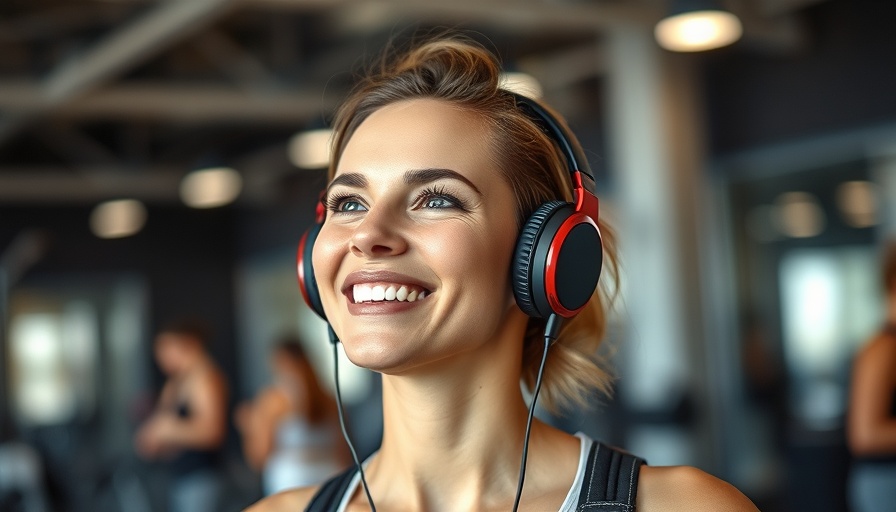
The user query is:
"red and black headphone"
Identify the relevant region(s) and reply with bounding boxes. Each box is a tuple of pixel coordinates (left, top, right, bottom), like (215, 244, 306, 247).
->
(296, 92, 602, 321)
(297, 195, 326, 319)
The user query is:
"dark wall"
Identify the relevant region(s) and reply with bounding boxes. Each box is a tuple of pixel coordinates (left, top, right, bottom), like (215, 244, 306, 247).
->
(235, 173, 326, 258)
(704, 0, 896, 155)
(0, 204, 239, 389)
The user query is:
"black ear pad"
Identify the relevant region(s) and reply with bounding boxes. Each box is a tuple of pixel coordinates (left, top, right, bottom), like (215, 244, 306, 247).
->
(513, 201, 603, 318)
(514, 201, 565, 317)
(296, 222, 326, 319)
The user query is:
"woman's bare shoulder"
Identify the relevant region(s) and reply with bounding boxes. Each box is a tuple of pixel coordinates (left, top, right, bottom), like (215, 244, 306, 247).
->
(638, 465, 759, 512)
(860, 332, 896, 359)
(243, 486, 319, 512)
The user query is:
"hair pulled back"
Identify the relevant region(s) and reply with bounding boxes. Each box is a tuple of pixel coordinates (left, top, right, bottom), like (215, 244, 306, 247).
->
(328, 34, 619, 412)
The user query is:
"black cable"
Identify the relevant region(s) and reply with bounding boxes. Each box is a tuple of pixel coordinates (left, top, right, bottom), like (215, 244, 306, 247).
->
(329, 314, 561, 512)
(512, 313, 562, 512)
(330, 325, 376, 511)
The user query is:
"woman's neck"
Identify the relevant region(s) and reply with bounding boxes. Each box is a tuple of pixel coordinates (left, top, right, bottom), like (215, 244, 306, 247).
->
(383, 356, 528, 450)
(368, 333, 537, 510)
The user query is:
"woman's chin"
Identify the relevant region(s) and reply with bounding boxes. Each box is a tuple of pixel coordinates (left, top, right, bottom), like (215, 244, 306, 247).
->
(340, 335, 413, 372)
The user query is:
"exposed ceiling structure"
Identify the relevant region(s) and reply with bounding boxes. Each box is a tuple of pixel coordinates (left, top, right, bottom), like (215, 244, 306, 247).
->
(0, 0, 827, 206)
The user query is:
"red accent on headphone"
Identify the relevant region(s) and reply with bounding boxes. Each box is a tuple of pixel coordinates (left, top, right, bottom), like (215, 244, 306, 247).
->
(544, 213, 600, 317)
(296, 230, 313, 309)
(297, 192, 327, 310)
(572, 171, 599, 220)
(315, 192, 326, 223)
(540, 170, 600, 317)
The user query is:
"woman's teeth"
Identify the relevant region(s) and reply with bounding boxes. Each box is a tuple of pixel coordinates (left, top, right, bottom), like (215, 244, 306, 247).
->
(352, 284, 427, 303)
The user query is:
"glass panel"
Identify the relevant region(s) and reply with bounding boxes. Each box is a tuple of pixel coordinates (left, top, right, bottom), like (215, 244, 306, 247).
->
(779, 246, 880, 430)
(10, 312, 78, 425)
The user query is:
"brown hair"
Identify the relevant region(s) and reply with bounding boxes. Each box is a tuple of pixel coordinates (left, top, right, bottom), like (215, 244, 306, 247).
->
(273, 336, 332, 424)
(328, 35, 619, 413)
(158, 317, 211, 347)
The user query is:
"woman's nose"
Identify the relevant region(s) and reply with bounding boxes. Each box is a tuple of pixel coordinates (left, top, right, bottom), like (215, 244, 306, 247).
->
(349, 207, 408, 258)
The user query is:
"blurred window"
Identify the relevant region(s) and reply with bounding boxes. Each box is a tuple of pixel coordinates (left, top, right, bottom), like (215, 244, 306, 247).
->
(10, 301, 98, 426)
(779, 246, 880, 429)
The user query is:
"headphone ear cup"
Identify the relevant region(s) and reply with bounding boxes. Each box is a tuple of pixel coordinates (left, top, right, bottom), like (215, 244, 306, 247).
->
(297, 222, 326, 319)
(513, 201, 603, 319)
(513, 201, 566, 318)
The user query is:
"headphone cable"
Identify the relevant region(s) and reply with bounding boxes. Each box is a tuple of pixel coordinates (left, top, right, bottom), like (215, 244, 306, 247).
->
(512, 313, 561, 512)
(330, 325, 377, 511)
(330, 314, 560, 512)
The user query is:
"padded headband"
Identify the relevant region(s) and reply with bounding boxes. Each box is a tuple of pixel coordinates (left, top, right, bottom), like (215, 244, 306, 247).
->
(510, 92, 596, 194)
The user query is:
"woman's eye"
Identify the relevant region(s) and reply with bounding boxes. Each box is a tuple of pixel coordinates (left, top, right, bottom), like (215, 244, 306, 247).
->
(416, 186, 465, 210)
(422, 196, 456, 209)
(339, 200, 367, 212)
(326, 194, 368, 213)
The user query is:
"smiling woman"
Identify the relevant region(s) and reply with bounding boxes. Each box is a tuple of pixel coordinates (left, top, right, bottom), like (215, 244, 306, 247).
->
(246, 34, 759, 512)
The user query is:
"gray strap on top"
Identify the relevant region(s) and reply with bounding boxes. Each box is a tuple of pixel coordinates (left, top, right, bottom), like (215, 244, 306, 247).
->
(576, 442, 646, 511)
(304, 466, 356, 512)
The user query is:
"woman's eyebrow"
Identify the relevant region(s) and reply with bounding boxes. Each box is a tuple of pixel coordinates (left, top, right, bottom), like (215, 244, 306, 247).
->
(403, 168, 482, 195)
(326, 172, 367, 193)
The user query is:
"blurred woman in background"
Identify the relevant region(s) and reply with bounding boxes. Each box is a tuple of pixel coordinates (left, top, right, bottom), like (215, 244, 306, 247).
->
(847, 242, 896, 512)
(235, 336, 348, 496)
(134, 319, 228, 512)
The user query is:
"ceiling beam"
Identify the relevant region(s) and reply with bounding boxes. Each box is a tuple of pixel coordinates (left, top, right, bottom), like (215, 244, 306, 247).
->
(0, 0, 240, 143)
(0, 82, 335, 124)
(317, 0, 661, 32)
(275, 0, 806, 58)
(0, 168, 184, 204)
(42, 0, 238, 100)
(0, 163, 298, 205)
(192, 29, 280, 90)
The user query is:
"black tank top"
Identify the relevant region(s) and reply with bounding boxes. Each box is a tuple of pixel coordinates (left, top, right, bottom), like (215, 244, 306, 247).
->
(169, 396, 219, 476)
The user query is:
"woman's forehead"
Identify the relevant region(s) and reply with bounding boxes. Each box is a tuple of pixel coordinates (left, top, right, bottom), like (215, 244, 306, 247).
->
(335, 99, 496, 181)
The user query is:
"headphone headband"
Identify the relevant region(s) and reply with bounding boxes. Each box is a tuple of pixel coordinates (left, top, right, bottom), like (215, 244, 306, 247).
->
(510, 92, 596, 194)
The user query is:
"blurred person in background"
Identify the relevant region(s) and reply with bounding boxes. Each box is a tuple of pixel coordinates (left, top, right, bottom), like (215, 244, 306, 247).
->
(847, 242, 896, 512)
(235, 335, 349, 496)
(134, 319, 229, 512)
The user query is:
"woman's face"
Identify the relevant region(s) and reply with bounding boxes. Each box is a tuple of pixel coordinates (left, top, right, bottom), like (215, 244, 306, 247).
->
(154, 333, 189, 375)
(312, 99, 523, 374)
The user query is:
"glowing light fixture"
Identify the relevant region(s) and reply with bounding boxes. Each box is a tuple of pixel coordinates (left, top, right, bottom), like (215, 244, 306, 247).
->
(655, 0, 743, 52)
(90, 199, 147, 239)
(180, 166, 242, 208)
(288, 129, 333, 169)
(499, 72, 543, 99)
(774, 191, 825, 238)
(835, 180, 879, 228)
